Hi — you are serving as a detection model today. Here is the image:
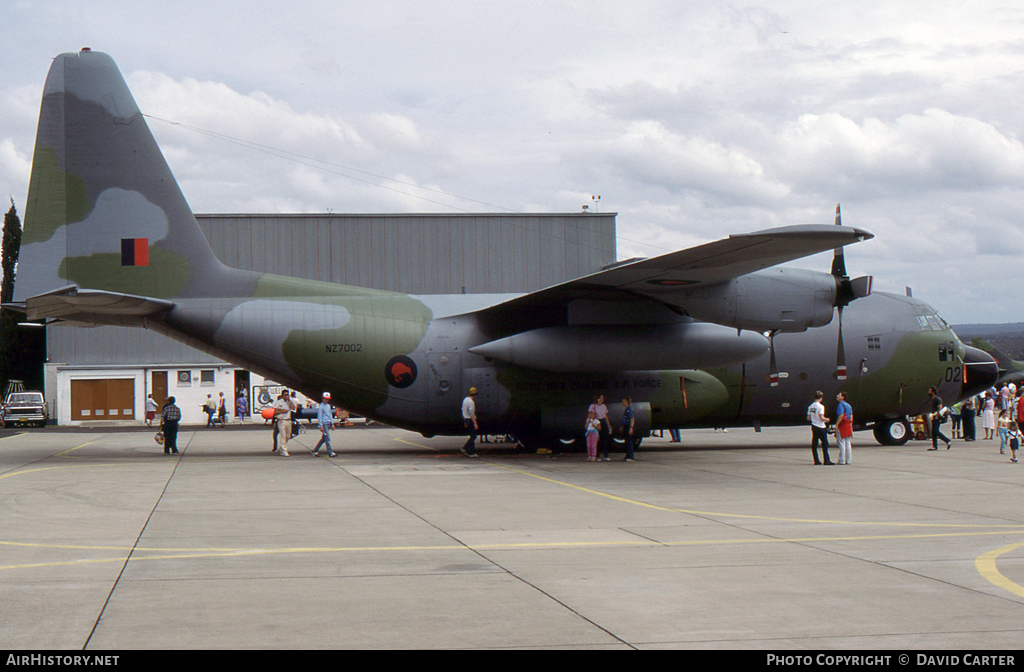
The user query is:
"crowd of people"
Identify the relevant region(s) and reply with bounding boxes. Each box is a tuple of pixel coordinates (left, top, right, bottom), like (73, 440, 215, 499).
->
(945, 382, 1024, 462)
(145, 379, 1024, 462)
(804, 382, 1024, 466)
(148, 388, 341, 457)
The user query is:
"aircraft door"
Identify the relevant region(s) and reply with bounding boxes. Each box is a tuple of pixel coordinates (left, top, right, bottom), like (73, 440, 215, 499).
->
(427, 353, 461, 423)
(152, 371, 168, 408)
(465, 367, 510, 428)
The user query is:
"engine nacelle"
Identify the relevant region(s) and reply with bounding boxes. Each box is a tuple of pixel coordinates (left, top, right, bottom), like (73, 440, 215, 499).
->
(680, 268, 837, 333)
(469, 322, 767, 372)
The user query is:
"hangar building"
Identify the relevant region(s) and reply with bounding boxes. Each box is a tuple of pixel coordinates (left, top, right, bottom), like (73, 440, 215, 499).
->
(43, 212, 617, 425)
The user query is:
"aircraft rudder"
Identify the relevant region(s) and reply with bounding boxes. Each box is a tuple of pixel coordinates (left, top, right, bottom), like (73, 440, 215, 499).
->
(16, 50, 244, 303)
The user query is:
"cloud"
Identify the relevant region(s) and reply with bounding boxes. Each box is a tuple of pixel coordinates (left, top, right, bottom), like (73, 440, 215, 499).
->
(577, 120, 790, 205)
(0, 139, 30, 201)
(5, 4, 1024, 323)
(124, 71, 462, 214)
(774, 110, 1024, 196)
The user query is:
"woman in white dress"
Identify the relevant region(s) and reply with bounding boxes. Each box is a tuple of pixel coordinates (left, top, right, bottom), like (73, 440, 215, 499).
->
(982, 392, 997, 440)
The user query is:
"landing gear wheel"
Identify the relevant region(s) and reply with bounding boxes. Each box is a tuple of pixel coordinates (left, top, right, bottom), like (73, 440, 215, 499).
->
(873, 419, 911, 446)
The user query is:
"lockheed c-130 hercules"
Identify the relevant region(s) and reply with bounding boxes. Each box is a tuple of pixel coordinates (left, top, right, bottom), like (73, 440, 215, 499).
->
(9, 50, 999, 448)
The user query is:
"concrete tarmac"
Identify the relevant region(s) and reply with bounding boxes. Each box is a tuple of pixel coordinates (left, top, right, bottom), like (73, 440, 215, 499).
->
(2, 423, 1024, 650)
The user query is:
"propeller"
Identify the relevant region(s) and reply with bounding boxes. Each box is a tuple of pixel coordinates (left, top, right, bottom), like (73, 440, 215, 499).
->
(831, 204, 873, 380)
(768, 329, 780, 387)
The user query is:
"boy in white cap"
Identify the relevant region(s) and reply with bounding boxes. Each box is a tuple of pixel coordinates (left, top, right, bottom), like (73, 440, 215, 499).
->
(311, 392, 337, 457)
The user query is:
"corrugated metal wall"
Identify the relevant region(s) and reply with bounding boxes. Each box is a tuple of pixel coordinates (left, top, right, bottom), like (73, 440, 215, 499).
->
(50, 213, 617, 366)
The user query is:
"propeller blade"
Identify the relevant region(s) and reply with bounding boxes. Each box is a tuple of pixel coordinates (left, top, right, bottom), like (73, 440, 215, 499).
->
(768, 330, 779, 387)
(831, 204, 848, 279)
(836, 306, 847, 380)
(850, 275, 873, 299)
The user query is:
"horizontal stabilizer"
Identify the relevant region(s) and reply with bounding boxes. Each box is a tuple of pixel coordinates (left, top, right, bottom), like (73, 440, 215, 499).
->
(18, 286, 174, 327)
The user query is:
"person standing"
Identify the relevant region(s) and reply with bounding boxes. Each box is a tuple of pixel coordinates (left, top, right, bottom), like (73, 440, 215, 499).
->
(962, 394, 977, 442)
(1009, 421, 1022, 463)
(588, 394, 611, 461)
(461, 387, 479, 457)
(161, 396, 181, 455)
(982, 392, 996, 440)
(808, 391, 832, 465)
(273, 390, 295, 456)
(835, 391, 853, 465)
(290, 391, 302, 437)
(998, 410, 1011, 455)
(203, 394, 216, 428)
(311, 392, 337, 457)
(217, 392, 227, 426)
(145, 394, 158, 427)
(236, 391, 248, 423)
(620, 397, 636, 461)
(585, 410, 601, 462)
(927, 387, 951, 450)
(950, 401, 962, 439)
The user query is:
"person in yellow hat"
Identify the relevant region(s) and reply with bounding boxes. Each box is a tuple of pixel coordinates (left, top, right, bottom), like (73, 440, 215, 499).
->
(460, 387, 479, 457)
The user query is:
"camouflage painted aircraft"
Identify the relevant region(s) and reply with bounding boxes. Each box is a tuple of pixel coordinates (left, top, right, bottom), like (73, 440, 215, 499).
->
(9, 51, 999, 448)
(971, 338, 1024, 387)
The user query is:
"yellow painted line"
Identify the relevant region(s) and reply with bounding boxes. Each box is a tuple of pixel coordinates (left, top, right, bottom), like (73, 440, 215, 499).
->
(396, 435, 1024, 530)
(0, 464, 107, 482)
(0, 462, 168, 483)
(493, 462, 1024, 529)
(54, 438, 102, 457)
(976, 542, 1024, 598)
(6, 528, 1024, 573)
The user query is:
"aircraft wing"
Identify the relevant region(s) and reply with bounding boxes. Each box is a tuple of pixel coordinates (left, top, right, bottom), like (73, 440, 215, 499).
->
(478, 224, 872, 315)
(10, 286, 175, 327)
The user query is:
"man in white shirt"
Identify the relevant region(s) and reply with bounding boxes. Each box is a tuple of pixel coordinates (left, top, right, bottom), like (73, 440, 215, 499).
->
(808, 390, 833, 465)
(273, 391, 295, 456)
(460, 387, 479, 458)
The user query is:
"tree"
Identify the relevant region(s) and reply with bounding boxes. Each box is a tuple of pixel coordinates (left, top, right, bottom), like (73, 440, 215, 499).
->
(0, 200, 44, 394)
(2, 198, 20, 304)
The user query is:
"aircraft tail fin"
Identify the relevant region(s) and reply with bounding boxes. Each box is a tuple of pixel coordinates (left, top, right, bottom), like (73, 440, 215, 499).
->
(15, 50, 253, 303)
(970, 338, 1024, 377)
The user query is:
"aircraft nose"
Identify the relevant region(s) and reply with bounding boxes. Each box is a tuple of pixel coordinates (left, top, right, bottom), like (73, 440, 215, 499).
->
(961, 345, 999, 399)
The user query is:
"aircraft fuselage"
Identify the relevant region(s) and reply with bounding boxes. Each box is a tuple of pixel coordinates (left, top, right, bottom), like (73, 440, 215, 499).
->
(151, 277, 987, 445)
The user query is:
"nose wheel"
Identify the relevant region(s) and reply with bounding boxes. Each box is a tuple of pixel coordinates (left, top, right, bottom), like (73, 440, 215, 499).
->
(873, 418, 911, 446)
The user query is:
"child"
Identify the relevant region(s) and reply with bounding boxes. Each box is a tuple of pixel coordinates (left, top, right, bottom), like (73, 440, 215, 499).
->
(1009, 421, 1022, 463)
(998, 410, 1011, 454)
(585, 411, 601, 462)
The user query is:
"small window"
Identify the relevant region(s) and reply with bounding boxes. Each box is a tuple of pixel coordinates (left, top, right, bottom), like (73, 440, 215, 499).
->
(200, 370, 215, 386)
(867, 336, 881, 351)
(177, 370, 192, 386)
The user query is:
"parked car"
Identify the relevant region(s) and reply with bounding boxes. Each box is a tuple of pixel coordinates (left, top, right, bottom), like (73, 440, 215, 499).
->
(3, 391, 49, 427)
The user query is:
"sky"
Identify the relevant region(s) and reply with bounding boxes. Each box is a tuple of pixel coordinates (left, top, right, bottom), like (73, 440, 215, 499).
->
(2, 1, 1023, 324)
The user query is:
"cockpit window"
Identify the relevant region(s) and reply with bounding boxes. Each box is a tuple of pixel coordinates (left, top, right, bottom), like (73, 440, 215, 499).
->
(916, 312, 950, 331)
